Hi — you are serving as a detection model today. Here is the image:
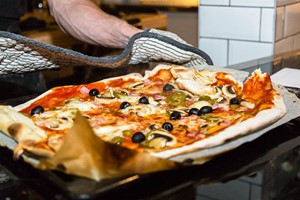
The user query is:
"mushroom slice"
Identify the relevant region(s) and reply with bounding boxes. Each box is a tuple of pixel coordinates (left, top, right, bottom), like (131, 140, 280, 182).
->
(113, 89, 129, 99)
(222, 85, 236, 98)
(209, 86, 222, 99)
(240, 101, 255, 109)
(170, 65, 191, 79)
(97, 88, 115, 99)
(130, 81, 144, 90)
(169, 107, 188, 114)
(217, 97, 227, 104)
(147, 130, 177, 149)
(95, 88, 117, 104)
(44, 117, 73, 130)
(176, 79, 215, 96)
(189, 100, 212, 110)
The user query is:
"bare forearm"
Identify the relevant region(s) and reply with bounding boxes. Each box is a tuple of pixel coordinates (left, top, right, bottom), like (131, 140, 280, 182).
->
(47, 0, 141, 48)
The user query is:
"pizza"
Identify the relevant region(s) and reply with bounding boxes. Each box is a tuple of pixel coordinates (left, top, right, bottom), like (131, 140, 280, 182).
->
(0, 64, 286, 172)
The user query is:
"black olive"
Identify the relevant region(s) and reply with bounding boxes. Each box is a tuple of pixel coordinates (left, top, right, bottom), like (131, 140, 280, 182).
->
(230, 97, 240, 105)
(163, 84, 175, 92)
(188, 108, 200, 116)
(120, 102, 131, 109)
(199, 106, 213, 115)
(131, 132, 146, 143)
(30, 105, 44, 116)
(170, 111, 181, 120)
(139, 96, 149, 104)
(162, 122, 173, 131)
(89, 88, 99, 97)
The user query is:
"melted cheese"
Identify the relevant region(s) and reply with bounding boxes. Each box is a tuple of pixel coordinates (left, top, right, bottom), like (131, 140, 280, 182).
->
(64, 98, 97, 112)
(121, 104, 166, 116)
(176, 79, 216, 96)
(93, 124, 137, 140)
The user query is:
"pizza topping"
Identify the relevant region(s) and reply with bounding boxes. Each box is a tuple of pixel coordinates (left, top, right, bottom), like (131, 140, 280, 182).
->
(99, 88, 115, 98)
(240, 101, 255, 109)
(120, 101, 131, 109)
(89, 88, 99, 97)
(162, 122, 173, 131)
(111, 136, 124, 145)
(217, 97, 227, 104)
(131, 132, 146, 143)
(64, 98, 97, 112)
(176, 79, 216, 96)
(122, 104, 166, 116)
(189, 100, 212, 110)
(113, 90, 129, 99)
(163, 83, 175, 92)
(139, 96, 149, 104)
(130, 81, 144, 89)
(165, 91, 186, 108)
(122, 129, 133, 137)
(147, 130, 177, 149)
(199, 106, 213, 115)
(222, 85, 236, 98)
(30, 105, 44, 116)
(229, 97, 240, 105)
(170, 111, 181, 120)
(188, 108, 200, 116)
(44, 117, 73, 130)
(93, 89, 117, 104)
(208, 87, 222, 99)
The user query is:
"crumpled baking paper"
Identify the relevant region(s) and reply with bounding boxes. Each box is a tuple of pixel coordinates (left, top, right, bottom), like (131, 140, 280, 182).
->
(37, 112, 178, 181)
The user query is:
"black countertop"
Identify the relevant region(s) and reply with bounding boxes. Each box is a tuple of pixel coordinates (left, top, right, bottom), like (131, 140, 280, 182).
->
(0, 50, 300, 200)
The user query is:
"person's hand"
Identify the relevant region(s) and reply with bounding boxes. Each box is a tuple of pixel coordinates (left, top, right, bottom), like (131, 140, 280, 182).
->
(128, 29, 213, 68)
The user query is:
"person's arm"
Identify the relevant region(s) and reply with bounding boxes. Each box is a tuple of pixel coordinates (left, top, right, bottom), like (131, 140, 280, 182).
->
(47, 0, 142, 48)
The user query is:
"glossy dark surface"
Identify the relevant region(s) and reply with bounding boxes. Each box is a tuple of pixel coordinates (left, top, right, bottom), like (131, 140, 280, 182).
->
(0, 50, 300, 200)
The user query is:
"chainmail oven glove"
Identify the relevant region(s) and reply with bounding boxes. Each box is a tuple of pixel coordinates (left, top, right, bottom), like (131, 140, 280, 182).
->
(0, 29, 212, 75)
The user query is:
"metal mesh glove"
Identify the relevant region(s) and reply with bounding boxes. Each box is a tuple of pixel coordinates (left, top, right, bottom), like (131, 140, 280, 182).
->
(0, 29, 212, 75)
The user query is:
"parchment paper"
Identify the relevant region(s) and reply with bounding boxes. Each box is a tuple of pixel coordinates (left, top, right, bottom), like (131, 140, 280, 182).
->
(36, 113, 178, 181)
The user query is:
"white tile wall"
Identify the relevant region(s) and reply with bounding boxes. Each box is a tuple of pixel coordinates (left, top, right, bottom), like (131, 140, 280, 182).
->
(199, 38, 228, 66)
(230, 0, 275, 7)
(199, 6, 261, 40)
(200, 0, 229, 6)
(293, 33, 300, 50)
(275, 7, 285, 40)
(228, 41, 274, 65)
(275, 37, 294, 54)
(162, 11, 199, 47)
(277, 0, 299, 7)
(199, 0, 300, 66)
(284, 3, 300, 37)
(261, 8, 276, 42)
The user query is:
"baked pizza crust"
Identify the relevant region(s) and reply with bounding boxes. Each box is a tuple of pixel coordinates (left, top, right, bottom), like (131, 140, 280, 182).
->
(0, 64, 288, 180)
(15, 72, 144, 111)
(150, 93, 286, 159)
(0, 105, 55, 159)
